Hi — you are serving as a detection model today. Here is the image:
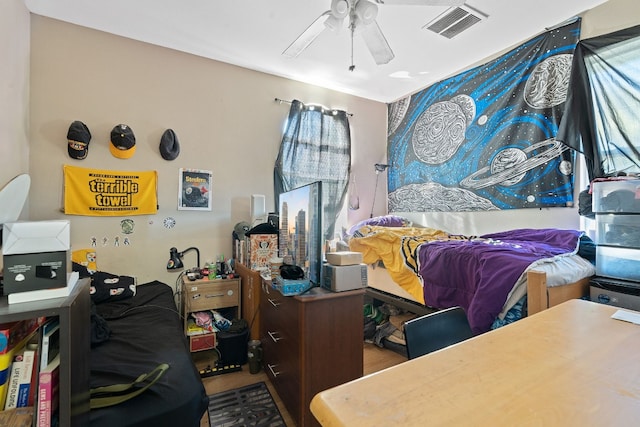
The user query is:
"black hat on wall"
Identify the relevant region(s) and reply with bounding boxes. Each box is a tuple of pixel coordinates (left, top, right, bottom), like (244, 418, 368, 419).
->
(67, 121, 92, 160)
(159, 129, 180, 161)
(110, 124, 136, 159)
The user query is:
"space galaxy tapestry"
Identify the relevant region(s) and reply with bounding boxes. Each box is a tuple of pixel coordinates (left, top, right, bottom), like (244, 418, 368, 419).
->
(387, 19, 581, 212)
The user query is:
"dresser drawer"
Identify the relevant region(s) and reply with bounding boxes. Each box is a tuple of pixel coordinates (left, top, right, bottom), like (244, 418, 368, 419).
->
(261, 285, 299, 335)
(185, 279, 240, 312)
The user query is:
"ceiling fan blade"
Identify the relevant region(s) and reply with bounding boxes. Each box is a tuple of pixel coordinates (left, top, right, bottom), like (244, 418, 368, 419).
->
(360, 20, 395, 65)
(282, 11, 331, 58)
(372, 0, 464, 6)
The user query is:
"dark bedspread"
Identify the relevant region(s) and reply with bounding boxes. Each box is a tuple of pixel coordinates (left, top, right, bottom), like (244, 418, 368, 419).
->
(90, 280, 208, 427)
(418, 228, 583, 334)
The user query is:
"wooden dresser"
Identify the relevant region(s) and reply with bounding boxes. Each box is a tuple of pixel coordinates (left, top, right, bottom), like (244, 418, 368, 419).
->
(260, 282, 364, 427)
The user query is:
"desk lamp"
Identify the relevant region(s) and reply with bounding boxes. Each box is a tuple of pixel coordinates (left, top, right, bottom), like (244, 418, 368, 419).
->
(370, 163, 389, 218)
(167, 246, 200, 271)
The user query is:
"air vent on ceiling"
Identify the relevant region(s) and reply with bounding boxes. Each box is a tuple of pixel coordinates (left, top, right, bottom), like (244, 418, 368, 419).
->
(423, 4, 488, 39)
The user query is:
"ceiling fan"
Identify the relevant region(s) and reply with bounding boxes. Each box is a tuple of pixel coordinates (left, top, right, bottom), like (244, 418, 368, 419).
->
(282, 0, 465, 71)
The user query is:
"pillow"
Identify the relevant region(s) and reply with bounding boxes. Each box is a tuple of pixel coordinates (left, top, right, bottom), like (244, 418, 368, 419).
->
(90, 271, 137, 303)
(347, 215, 411, 237)
(71, 248, 97, 273)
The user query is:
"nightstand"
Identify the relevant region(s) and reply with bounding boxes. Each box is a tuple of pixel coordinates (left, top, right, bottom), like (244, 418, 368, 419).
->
(181, 276, 241, 352)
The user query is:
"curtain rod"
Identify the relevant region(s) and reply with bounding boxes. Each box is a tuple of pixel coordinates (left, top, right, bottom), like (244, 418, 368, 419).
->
(274, 98, 353, 117)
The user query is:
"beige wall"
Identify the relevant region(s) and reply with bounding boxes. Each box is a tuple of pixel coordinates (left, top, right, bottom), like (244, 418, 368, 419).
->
(581, 0, 640, 37)
(0, 0, 30, 215)
(27, 16, 387, 286)
(17, 0, 640, 288)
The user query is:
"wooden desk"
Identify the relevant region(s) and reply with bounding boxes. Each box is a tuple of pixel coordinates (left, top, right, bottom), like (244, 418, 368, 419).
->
(311, 299, 640, 426)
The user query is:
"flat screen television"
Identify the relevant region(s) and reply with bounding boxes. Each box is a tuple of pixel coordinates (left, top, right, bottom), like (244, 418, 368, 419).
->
(278, 181, 323, 287)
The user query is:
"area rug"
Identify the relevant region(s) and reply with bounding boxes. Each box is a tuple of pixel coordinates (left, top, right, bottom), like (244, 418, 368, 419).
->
(208, 381, 286, 427)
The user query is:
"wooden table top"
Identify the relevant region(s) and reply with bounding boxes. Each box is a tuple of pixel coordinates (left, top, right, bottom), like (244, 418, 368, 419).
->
(311, 299, 640, 426)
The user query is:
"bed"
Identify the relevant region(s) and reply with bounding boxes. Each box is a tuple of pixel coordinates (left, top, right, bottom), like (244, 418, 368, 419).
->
(348, 219, 596, 334)
(89, 280, 209, 427)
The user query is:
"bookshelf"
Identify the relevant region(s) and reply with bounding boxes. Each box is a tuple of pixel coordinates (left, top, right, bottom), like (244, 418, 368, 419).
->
(0, 277, 90, 426)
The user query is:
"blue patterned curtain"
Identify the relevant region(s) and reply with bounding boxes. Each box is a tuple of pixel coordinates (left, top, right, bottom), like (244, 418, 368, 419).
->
(387, 20, 581, 212)
(274, 100, 351, 240)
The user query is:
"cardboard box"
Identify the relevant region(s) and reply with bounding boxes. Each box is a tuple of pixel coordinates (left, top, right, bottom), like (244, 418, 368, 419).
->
(2, 220, 71, 295)
(189, 334, 216, 352)
(322, 263, 368, 292)
(2, 250, 71, 294)
(245, 234, 278, 271)
(2, 220, 70, 255)
(326, 251, 363, 266)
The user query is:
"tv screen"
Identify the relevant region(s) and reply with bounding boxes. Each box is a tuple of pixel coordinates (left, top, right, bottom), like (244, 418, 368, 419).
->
(278, 181, 323, 286)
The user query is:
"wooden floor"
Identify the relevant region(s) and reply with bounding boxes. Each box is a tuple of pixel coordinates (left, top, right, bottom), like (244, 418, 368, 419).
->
(197, 342, 408, 427)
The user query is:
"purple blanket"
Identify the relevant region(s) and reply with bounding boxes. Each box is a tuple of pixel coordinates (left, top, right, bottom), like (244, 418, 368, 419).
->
(418, 228, 582, 334)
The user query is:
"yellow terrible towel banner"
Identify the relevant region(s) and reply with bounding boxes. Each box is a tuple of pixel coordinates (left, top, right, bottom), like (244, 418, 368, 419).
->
(64, 165, 158, 216)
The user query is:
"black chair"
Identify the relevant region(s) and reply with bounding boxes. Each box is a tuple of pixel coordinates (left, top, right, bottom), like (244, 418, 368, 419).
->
(403, 306, 475, 359)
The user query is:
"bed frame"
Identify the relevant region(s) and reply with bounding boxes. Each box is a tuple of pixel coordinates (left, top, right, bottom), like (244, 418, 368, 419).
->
(366, 269, 593, 318)
(526, 270, 592, 315)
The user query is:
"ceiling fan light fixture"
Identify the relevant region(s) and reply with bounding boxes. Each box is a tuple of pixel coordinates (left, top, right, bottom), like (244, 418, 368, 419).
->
(354, 0, 378, 26)
(331, 0, 350, 18)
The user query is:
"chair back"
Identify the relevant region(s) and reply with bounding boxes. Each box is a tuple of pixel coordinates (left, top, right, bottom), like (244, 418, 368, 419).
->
(404, 306, 475, 359)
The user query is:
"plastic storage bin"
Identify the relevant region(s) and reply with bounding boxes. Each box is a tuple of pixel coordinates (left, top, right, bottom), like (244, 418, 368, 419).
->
(273, 276, 312, 296)
(592, 179, 640, 213)
(596, 246, 640, 282)
(596, 214, 640, 248)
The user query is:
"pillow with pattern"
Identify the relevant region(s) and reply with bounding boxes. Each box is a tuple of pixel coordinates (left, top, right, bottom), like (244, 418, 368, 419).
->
(347, 215, 411, 237)
(91, 271, 137, 303)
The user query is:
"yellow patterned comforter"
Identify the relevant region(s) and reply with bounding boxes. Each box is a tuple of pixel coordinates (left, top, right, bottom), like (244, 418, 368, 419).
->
(348, 226, 449, 303)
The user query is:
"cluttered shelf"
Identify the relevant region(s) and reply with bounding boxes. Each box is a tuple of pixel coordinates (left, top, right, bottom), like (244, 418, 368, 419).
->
(0, 277, 91, 426)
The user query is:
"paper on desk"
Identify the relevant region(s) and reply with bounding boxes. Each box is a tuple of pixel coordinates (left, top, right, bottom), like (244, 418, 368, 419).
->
(611, 309, 640, 325)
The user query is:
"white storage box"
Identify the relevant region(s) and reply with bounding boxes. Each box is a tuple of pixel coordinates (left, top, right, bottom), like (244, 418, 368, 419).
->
(2, 220, 70, 255)
(325, 251, 363, 266)
(322, 263, 367, 292)
(2, 220, 71, 294)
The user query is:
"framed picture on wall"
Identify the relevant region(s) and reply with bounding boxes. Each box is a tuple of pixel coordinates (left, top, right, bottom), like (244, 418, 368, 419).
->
(178, 168, 212, 211)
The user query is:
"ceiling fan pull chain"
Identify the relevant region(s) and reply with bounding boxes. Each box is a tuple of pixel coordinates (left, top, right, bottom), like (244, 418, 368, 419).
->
(349, 23, 356, 72)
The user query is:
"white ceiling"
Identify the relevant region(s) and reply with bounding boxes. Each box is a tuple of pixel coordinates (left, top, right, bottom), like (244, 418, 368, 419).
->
(24, 0, 608, 103)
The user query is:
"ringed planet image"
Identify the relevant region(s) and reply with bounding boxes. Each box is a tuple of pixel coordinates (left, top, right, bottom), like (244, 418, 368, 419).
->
(460, 138, 570, 190)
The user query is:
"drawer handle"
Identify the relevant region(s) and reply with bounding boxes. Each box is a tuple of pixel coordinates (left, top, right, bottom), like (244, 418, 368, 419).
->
(268, 331, 282, 343)
(267, 364, 281, 377)
(268, 298, 281, 307)
(205, 293, 225, 298)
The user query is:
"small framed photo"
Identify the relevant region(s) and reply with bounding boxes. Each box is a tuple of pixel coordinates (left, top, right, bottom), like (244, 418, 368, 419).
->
(178, 169, 212, 211)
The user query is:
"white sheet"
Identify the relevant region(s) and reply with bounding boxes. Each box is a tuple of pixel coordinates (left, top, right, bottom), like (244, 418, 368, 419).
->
(498, 254, 596, 319)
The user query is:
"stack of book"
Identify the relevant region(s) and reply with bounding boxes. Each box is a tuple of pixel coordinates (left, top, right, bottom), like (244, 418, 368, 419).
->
(0, 317, 62, 426)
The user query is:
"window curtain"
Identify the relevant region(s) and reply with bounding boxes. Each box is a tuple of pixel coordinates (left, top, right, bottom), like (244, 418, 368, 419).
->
(557, 24, 640, 180)
(274, 99, 351, 241)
